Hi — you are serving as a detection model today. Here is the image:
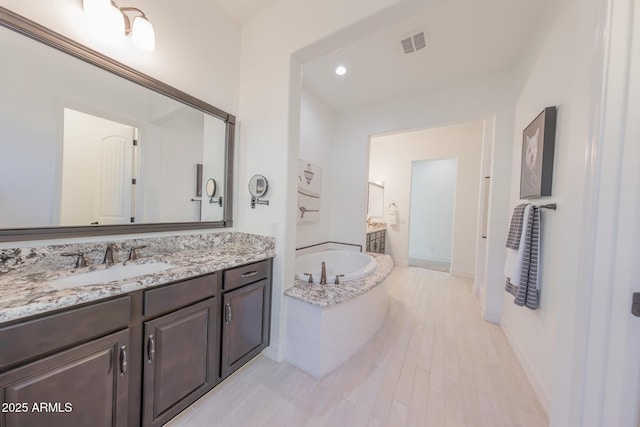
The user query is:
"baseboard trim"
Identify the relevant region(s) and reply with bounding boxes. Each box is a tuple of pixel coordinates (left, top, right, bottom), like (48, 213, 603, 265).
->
(501, 321, 551, 416)
(262, 344, 281, 361)
(452, 270, 474, 279)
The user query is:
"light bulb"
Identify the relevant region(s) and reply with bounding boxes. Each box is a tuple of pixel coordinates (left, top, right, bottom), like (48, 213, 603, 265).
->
(84, 0, 125, 46)
(335, 65, 347, 76)
(83, 0, 110, 17)
(131, 16, 155, 52)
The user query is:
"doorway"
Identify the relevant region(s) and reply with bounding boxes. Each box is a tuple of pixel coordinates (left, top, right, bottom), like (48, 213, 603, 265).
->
(408, 158, 457, 272)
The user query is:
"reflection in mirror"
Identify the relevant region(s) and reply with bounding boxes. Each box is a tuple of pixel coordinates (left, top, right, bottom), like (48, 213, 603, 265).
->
(0, 7, 233, 240)
(206, 179, 217, 198)
(367, 182, 384, 220)
(248, 174, 269, 209)
(61, 108, 138, 226)
(248, 175, 269, 197)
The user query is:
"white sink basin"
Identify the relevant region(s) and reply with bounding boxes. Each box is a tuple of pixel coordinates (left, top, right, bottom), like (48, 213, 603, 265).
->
(50, 262, 174, 289)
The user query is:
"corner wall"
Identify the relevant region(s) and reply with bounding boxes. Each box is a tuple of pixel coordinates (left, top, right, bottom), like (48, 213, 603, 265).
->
(500, 0, 602, 417)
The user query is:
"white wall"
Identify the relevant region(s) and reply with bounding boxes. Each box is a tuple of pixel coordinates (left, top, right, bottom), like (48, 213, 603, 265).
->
(296, 86, 334, 248)
(0, 0, 241, 114)
(499, 0, 603, 419)
(140, 111, 204, 223)
(369, 122, 483, 277)
(330, 72, 515, 322)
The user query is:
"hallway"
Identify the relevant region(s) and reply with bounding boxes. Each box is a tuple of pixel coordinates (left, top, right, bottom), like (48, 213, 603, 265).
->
(168, 267, 548, 426)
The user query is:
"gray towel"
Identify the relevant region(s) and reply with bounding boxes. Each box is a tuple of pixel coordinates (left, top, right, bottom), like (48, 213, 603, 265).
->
(514, 206, 540, 309)
(506, 204, 529, 249)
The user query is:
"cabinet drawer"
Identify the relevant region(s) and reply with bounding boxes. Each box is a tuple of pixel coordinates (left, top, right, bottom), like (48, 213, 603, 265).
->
(0, 296, 130, 371)
(144, 273, 217, 318)
(223, 260, 271, 292)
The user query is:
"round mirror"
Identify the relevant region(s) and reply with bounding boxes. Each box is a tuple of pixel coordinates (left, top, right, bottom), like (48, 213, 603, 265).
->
(248, 174, 269, 197)
(206, 178, 217, 198)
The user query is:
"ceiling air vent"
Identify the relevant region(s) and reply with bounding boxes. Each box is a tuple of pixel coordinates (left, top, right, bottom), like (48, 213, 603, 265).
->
(400, 30, 428, 54)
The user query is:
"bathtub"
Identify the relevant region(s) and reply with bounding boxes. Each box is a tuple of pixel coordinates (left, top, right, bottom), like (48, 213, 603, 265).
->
(295, 250, 378, 283)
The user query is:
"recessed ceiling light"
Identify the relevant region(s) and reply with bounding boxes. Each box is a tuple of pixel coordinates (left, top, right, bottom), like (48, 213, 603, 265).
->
(335, 65, 347, 76)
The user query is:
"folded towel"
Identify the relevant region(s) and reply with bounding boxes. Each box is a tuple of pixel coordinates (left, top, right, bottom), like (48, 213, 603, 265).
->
(505, 205, 531, 296)
(387, 205, 397, 225)
(515, 206, 541, 309)
(506, 203, 529, 249)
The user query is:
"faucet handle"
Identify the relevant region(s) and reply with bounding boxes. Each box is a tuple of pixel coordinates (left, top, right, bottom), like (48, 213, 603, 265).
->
(61, 252, 88, 268)
(128, 245, 147, 261)
(303, 273, 314, 284)
(334, 274, 345, 285)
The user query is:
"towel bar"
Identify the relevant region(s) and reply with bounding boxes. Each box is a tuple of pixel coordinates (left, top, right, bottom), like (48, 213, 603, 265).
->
(537, 203, 557, 210)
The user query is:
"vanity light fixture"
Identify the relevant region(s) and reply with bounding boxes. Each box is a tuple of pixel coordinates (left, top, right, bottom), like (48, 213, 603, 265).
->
(83, 0, 156, 52)
(335, 65, 347, 76)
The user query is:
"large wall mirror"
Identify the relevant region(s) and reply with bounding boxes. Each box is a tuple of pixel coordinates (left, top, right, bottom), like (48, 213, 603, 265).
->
(367, 182, 384, 220)
(0, 7, 235, 242)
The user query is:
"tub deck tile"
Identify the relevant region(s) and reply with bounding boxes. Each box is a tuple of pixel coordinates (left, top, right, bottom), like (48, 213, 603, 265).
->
(285, 253, 393, 307)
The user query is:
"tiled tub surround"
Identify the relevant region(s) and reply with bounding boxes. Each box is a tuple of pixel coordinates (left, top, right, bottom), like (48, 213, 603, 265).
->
(284, 253, 393, 377)
(0, 232, 275, 323)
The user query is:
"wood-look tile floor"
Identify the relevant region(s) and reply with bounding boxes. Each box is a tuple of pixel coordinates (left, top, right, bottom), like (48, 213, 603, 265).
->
(166, 267, 548, 427)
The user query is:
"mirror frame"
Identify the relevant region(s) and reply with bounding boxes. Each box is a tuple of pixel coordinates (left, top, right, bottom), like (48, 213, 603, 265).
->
(0, 7, 235, 242)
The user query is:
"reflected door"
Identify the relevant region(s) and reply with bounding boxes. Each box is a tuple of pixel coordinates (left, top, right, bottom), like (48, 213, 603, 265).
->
(60, 108, 136, 226)
(96, 135, 133, 225)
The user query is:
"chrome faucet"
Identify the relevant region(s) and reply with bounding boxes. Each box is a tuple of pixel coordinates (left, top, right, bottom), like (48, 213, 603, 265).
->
(103, 243, 119, 264)
(320, 261, 327, 285)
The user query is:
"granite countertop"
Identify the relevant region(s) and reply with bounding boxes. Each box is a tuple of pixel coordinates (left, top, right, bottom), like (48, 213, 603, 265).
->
(0, 233, 275, 324)
(284, 253, 393, 307)
(367, 222, 387, 233)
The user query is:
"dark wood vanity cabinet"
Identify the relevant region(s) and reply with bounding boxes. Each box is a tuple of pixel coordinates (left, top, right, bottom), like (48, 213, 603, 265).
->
(0, 258, 273, 427)
(0, 329, 130, 427)
(142, 298, 217, 427)
(366, 230, 386, 254)
(220, 260, 272, 379)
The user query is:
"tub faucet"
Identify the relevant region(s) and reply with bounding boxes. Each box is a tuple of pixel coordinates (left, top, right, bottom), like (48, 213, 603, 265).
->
(320, 261, 327, 285)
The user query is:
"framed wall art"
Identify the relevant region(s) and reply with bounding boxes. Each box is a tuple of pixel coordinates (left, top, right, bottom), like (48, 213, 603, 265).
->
(520, 106, 557, 199)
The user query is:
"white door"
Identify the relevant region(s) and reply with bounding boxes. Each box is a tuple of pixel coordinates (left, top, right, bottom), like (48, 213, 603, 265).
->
(60, 108, 136, 226)
(95, 135, 134, 225)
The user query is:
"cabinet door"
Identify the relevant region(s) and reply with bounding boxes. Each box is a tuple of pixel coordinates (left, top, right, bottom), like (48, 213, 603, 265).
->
(0, 329, 130, 427)
(221, 279, 270, 379)
(142, 298, 217, 427)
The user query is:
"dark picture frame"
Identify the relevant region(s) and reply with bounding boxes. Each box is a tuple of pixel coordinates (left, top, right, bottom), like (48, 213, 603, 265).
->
(520, 106, 557, 199)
